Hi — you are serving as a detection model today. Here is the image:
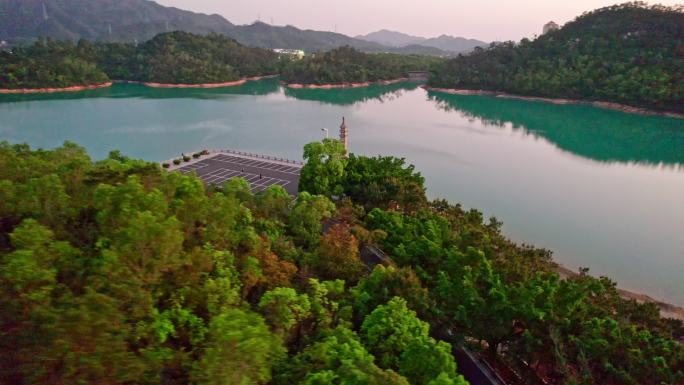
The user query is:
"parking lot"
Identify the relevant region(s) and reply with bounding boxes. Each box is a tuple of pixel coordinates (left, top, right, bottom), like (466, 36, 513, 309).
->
(176, 153, 302, 195)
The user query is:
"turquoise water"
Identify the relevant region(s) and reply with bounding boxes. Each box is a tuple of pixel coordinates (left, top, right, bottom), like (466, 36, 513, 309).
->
(1, 79, 683, 305)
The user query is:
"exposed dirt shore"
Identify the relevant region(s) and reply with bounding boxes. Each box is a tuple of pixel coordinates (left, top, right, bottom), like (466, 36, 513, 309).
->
(0, 75, 282, 93)
(142, 74, 279, 88)
(286, 78, 408, 89)
(555, 265, 684, 321)
(426, 87, 684, 119)
(0, 82, 113, 94)
(143, 79, 247, 88)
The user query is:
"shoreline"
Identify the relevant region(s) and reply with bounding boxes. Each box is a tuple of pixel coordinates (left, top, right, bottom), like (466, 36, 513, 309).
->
(140, 74, 278, 89)
(0, 82, 113, 94)
(143, 79, 247, 89)
(426, 87, 684, 119)
(555, 265, 684, 321)
(286, 77, 408, 89)
(140, 74, 278, 88)
(0, 75, 281, 94)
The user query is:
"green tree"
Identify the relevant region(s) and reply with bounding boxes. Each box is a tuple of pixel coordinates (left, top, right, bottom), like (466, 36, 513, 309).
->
(352, 265, 432, 323)
(299, 139, 348, 196)
(259, 287, 312, 335)
(288, 192, 336, 248)
(361, 297, 430, 368)
(343, 154, 427, 212)
(191, 308, 285, 385)
(274, 327, 410, 385)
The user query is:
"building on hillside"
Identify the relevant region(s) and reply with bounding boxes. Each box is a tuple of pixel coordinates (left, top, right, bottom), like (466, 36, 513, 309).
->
(273, 48, 305, 60)
(0, 40, 7, 48)
(543, 21, 559, 34)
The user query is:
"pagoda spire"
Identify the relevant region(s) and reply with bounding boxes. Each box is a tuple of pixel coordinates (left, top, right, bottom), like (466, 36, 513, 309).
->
(42, 2, 49, 21)
(339, 117, 348, 156)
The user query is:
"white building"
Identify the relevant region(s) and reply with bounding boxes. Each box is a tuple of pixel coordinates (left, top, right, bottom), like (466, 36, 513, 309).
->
(273, 48, 305, 60)
(543, 21, 559, 35)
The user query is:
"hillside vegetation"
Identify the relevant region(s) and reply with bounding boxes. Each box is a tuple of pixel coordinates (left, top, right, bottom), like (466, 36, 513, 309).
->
(0, 0, 235, 45)
(0, 139, 682, 385)
(281, 46, 441, 85)
(0, 39, 110, 89)
(429, 3, 684, 112)
(0, 0, 443, 55)
(0, 32, 280, 88)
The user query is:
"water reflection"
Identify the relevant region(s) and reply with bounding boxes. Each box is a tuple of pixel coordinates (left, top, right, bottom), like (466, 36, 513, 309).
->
(428, 91, 684, 167)
(284, 81, 418, 106)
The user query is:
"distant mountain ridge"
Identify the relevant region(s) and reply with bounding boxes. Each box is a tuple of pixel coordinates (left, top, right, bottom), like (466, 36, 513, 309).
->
(0, 0, 235, 44)
(0, 0, 452, 55)
(355, 29, 426, 47)
(357, 29, 487, 53)
(227, 22, 383, 52)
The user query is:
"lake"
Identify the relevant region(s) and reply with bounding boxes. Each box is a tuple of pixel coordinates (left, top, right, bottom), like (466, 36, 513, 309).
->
(1, 79, 683, 305)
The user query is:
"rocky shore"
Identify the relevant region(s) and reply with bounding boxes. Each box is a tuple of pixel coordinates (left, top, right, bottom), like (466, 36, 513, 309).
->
(426, 87, 684, 119)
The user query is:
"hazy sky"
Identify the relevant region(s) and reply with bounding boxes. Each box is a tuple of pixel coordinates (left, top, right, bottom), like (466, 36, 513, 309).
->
(155, 0, 680, 41)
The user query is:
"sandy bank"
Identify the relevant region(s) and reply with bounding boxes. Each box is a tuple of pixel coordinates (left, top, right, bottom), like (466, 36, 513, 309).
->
(122, 75, 279, 89)
(143, 79, 247, 89)
(555, 265, 684, 321)
(426, 87, 684, 119)
(0, 82, 113, 94)
(286, 78, 408, 89)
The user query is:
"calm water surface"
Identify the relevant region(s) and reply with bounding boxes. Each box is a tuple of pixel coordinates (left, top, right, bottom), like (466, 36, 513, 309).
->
(1, 79, 683, 305)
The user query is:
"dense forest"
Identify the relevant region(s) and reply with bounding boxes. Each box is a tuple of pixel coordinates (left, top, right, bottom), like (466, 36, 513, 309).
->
(280, 46, 441, 85)
(0, 39, 110, 89)
(0, 32, 281, 88)
(1, 139, 682, 385)
(0, 34, 440, 89)
(428, 3, 684, 112)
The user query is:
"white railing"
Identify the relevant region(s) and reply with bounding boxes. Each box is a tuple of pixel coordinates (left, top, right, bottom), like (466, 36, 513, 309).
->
(161, 148, 304, 170)
(213, 148, 304, 166)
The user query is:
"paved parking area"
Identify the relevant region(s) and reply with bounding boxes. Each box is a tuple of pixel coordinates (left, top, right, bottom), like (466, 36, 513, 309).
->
(176, 153, 302, 195)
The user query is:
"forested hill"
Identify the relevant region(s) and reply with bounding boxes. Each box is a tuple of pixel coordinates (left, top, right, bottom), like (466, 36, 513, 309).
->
(429, 3, 684, 113)
(0, 32, 280, 88)
(0, 0, 368, 51)
(0, 0, 235, 45)
(280, 46, 442, 85)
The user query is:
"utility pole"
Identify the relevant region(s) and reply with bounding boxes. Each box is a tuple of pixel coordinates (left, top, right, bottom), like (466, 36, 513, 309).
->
(41, 2, 49, 38)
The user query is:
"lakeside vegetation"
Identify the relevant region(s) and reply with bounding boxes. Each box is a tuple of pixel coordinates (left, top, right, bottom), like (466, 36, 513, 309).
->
(1, 139, 682, 385)
(429, 3, 684, 112)
(0, 32, 280, 89)
(280, 46, 441, 85)
(0, 34, 440, 89)
(0, 39, 110, 89)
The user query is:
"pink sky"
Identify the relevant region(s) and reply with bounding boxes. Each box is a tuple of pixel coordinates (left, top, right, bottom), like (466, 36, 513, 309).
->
(155, 0, 681, 41)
